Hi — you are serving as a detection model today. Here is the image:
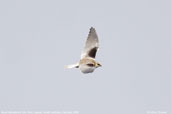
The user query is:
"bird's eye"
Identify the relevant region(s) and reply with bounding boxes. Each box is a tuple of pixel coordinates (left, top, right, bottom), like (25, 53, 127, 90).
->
(87, 63, 94, 67)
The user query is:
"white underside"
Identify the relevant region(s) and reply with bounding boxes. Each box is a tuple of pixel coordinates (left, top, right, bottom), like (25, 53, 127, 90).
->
(79, 65, 95, 73)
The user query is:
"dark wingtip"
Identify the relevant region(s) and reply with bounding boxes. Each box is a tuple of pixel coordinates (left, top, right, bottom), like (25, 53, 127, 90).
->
(90, 26, 95, 30)
(89, 27, 96, 34)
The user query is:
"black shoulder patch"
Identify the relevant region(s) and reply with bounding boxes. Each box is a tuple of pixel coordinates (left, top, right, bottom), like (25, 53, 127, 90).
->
(88, 47, 97, 58)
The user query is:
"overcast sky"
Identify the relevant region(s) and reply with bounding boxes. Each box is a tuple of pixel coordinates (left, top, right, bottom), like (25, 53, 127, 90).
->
(0, 0, 171, 114)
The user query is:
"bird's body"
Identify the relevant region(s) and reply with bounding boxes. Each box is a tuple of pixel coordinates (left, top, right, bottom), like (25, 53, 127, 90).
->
(66, 27, 101, 74)
(79, 57, 99, 73)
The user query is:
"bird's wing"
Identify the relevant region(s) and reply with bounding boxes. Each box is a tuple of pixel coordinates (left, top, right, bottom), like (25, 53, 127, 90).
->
(81, 27, 99, 59)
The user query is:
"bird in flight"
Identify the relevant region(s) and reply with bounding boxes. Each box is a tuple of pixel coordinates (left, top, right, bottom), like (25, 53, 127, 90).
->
(66, 27, 101, 74)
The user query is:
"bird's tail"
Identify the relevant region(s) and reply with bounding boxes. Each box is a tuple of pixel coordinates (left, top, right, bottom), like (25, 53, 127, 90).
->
(65, 63, 79, 68)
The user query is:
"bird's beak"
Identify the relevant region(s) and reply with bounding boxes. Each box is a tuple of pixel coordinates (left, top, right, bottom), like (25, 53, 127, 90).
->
(97, 63, 102, 67)
(99, 64, 102, 67)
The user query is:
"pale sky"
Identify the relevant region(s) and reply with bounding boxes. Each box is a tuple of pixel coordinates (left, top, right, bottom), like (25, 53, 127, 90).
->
(0, 0, 171, 114)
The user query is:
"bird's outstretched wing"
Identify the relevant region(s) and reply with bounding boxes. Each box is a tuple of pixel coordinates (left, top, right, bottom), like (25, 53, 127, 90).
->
(81, 27, 99, 59)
